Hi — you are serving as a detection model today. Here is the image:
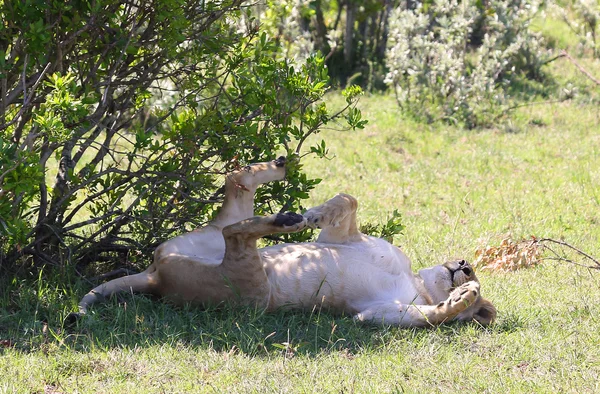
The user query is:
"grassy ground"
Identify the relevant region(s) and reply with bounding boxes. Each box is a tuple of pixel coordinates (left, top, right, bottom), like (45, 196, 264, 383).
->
(3, 24, 600, 394)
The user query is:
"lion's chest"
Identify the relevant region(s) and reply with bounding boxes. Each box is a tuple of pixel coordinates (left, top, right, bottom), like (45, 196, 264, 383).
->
(260, 239, 424, 312)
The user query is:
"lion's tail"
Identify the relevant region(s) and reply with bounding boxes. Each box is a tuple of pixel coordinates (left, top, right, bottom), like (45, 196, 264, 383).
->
(77, 270, 156, 315)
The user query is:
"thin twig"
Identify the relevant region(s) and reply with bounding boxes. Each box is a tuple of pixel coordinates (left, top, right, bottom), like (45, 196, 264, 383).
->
(294, 102, 352, 155)
(21, 54, 28, 108)
(540, 256, 596, 270)
(0, 158, 27, 184)
(537, 237, 600, 269)
(500, 99, 566, 115)
(540, 52, 567, 66)
(559, 50, 600, 86)
(0, 61, 52, 133)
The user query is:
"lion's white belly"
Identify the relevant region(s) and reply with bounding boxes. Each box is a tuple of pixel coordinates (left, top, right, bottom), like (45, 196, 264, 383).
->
(155, 227, 225, 265)
(260, 236, 427, 313)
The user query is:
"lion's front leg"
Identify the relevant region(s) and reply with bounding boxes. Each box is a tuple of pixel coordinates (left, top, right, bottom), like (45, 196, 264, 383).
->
(219, 212, 308, 306)
(303, 193, 361, 243)
(354, 281, 481, 327)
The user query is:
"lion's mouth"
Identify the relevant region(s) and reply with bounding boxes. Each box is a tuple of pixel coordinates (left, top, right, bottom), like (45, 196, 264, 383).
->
(445, 260, 473, 287)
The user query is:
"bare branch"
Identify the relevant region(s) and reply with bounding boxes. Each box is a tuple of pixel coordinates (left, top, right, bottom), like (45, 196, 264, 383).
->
(559, 50, 600, 86)
(89, 268, 138, 283)
(1, 61, 53, 135)
(536, 238, 600, 270)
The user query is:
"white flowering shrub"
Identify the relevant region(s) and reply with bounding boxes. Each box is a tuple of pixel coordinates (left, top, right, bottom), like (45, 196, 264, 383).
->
(553, 0, 600, 57)
(256, 0, 316, 67)
(385, 0, 549, 127)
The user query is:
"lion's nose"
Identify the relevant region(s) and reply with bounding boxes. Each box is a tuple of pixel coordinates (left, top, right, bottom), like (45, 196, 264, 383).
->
(458, 260, 472, 275)
(274, 156, 286, 167)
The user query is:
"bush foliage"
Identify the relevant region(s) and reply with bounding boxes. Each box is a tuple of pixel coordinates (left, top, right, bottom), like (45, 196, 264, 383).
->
(554, 0, 600, 57)
(0, 0, 364, 274)
(384, 0, 549, 127)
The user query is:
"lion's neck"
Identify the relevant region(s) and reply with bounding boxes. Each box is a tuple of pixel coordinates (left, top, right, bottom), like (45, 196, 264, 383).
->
(211, 180, 257, 228)
(415, 270, 451, 304)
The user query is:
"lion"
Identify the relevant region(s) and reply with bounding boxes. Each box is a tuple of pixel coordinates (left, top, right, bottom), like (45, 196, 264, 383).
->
(69, 159, 496, 328)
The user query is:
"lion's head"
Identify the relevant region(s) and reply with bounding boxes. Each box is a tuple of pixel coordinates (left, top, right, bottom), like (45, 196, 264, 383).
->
(418, 259, 497, 325)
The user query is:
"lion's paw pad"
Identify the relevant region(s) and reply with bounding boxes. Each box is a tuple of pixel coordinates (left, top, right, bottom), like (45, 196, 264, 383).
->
(273, 212, 306, 227)
(449, 282, 479, 306)
(64, 312, 83, 326)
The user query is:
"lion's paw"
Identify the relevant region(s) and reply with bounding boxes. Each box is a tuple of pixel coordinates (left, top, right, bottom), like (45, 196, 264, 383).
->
(353, 311, 370, 323)
(64, 312, 83, 326)
(273, 212, 307, 230)
(304, 208, 333, 229)
(304, 204, 349, 229)
(304, 194, 357, 229)
(438, 281, 480, 316)
(450, 281, 479, 305)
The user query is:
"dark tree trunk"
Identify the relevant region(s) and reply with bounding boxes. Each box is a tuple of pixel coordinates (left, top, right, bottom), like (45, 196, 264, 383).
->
(376, 0, 393, 61)
(314, 0, 329, 55)
(344, 1, 356, 65)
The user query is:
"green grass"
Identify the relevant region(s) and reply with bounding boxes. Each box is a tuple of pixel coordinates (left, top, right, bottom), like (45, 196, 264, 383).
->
(3, 92, 600, 392)
(3, 22, 600, 394)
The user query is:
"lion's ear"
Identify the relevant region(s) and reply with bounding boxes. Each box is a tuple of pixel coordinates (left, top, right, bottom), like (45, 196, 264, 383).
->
(472, 298, 497, 326)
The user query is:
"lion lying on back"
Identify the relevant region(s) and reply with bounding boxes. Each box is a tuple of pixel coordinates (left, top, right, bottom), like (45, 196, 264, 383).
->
(70, 157, 496, 327)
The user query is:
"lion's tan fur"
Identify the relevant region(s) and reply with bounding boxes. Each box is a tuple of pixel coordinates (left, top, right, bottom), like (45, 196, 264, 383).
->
(73, 159, 496, 327)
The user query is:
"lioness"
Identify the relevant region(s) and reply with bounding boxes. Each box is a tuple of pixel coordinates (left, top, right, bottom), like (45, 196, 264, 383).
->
(71, 159, 496, 327)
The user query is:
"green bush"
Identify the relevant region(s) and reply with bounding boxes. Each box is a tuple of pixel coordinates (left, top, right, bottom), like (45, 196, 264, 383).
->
(0, 0, 364, 275)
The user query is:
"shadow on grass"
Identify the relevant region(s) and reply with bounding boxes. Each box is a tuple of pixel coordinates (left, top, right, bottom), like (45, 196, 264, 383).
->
(1, 281, 519, 359)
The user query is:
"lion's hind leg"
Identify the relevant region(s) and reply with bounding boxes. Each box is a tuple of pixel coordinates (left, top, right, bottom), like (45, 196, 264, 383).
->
(66, 270, 158, 324)
(304, 193, 360, 243)
(354, 281, 481, 327)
